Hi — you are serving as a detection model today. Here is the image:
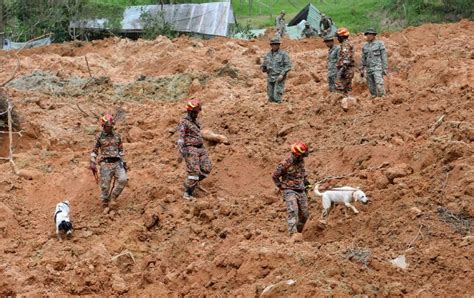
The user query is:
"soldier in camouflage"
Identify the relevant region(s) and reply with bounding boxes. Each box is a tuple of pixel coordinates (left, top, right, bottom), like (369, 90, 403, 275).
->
(177, 99, 212, 200)
(272, 142, 312, 236)
(90, 114, 128, 207)
(275, 10, 287, 38)
(335, 27, 355, 94)
(301, 21, 317, 39)
(261, 37, 292, 103)
(323, 35, 340, 92)
(360, 28, 388, 97)
(319, 13, 333, 38)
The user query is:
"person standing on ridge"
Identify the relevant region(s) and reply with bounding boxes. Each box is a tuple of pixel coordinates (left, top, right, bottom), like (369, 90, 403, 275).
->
(360, 27, 388, 97)
(261, 37, 292, 103)
(324, 35, 340, 92)
(335, 27, 355, 94)
(275, 10, 287, 38)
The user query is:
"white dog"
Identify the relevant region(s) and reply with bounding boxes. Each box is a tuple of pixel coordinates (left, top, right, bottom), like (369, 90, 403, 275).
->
(54, 200, 73, 240)
(314, 184, 369, 223)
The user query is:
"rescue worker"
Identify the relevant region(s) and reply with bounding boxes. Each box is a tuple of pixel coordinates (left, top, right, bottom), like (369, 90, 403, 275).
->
(90, 114, 128, 207)
(301, 21, 317, 38)
(319, 13, 333, 38)
(272, 142, 312, 236)
(261, 36, 292, 103)
(323, 35, 340, 92)
(360, 28, 388, 97)
(177, 99, 212, 200)
(275, 10, 287, 37)
(335, 27, 355, 94)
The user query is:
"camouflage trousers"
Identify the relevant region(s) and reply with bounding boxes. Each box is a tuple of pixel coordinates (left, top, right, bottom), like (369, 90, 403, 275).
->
(99, 161, 128, 202)
(283, 190, 309, 235)
(335, 66, 354, 94)
(184, 146, 212, 193)
(267, 79, 286, 103)
(328, 73, 337, 92)
(366, 70, 385, 97)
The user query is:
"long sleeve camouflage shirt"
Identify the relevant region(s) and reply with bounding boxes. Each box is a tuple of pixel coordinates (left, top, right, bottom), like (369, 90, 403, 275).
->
(262, 49, 292, 82)
(272, 154, 309, 191)
(362, 40, 388, 73)
(91, 130, 124, 162)
(337, 39, 355, 68)
(177, 115, 203, 154)
(327, 44, 341, 76)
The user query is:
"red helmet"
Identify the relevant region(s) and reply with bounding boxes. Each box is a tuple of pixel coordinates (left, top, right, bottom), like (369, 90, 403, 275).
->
(336, 27, 350, 37)
(186, 99, 202, 111)
(100, 114, 114, 127)
(291, 142, 309, 156)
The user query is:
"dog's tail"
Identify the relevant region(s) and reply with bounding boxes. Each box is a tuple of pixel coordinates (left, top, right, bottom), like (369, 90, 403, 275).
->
(314, 184, 323, 196)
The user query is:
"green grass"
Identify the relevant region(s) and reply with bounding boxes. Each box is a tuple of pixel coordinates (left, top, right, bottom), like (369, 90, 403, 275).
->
(232, 0, 391, 32)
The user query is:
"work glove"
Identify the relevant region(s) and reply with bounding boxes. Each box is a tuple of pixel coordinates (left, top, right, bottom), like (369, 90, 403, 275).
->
(276, 74, 284, 82)
(90, 161, 97, 172)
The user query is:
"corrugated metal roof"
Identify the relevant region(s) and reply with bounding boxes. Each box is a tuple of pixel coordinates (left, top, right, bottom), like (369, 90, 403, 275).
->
(70, 2, 235, 37)
(287, 4, 337, 40)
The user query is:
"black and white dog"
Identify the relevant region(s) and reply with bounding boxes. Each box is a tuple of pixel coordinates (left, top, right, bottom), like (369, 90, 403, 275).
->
(54, 200, 73, 240)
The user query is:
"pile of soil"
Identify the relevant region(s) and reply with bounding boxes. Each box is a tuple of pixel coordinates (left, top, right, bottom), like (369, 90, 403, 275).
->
(0, 20, 472, 296)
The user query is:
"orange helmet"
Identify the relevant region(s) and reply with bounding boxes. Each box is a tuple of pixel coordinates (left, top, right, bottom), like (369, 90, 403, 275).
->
(336, 27, 350, 37)
(291, 142, 309, 156)
(186, 99, 202, 111)
(100, 114, 114, 127)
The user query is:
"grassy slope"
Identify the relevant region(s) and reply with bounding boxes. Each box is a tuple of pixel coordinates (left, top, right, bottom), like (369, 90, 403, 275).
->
(232, 0, 390, 32)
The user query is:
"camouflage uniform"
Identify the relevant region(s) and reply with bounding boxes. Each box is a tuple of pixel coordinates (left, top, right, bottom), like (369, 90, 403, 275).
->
(302, 26, 317, 38)
(362, 40, 388, 97)
(177, 115, 212, 194)
(335, 39, 355, 94)
(327, 44, 340, 92)
(319, 16, 333, 38)
(91, 130, 128, 203)
(275, 15, 286, 37)
(262, 49, 292, 103)
(272, 154, 310, 234)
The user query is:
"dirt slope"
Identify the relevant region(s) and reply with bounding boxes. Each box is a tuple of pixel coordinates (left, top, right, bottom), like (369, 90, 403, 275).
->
(0, 20, 473, 296)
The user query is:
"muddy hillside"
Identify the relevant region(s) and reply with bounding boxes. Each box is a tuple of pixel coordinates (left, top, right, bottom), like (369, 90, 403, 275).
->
(0, 20, 473, 296)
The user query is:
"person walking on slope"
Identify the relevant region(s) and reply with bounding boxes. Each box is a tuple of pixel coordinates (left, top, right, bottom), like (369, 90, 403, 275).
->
(177, 99, 212, 200)
(360, 28, 388, 97)
(335, 27, 355, 94)
(319, 13, 333, 38)
(261, 37, 292, 103)
(275, 10, 287, 37)
(272, 142, 312, 236)
(323, 35, 340, 92)
(90, 114, 128, 208)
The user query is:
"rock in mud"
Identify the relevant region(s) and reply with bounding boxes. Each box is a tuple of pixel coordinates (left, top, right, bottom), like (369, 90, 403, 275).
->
(384, 164, 413, 183)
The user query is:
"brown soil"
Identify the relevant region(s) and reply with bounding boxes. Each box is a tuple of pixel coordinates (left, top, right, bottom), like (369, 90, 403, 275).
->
(0, 20, 473, 296)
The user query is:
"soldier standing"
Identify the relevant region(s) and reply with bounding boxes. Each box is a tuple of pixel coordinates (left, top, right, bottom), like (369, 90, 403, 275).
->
(323, 35, 340, 92)
(261, 37, 292, 103)
(319, 13, 333, 38)
(90, 114, 128, 208)
(335, 27, 355, 94)
(275, 10, 287, 37)
(177, 99, 212, 200)
(301, 21, 317, 38)
(360, 28, 388, 97)
(272, 142, 312, 236)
